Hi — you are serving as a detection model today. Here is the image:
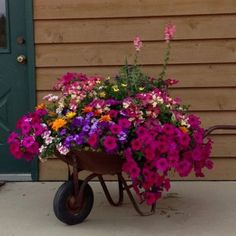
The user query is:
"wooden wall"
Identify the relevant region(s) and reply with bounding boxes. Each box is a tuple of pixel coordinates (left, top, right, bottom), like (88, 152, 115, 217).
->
(33, 0, 236, 180)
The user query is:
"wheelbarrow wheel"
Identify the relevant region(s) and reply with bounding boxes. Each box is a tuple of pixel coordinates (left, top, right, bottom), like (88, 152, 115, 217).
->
(53, 180, 94, 225)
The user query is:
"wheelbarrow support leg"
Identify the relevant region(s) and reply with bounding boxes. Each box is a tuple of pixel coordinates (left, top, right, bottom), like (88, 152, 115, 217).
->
(119, 174, 156, 216)
(98, 175, 124, 206)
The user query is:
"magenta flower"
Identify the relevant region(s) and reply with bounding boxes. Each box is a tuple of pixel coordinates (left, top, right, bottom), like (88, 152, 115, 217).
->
(118, 118, 131, 129)
(109, 110, 119, 118)
(164, 24, 176, 42)
(205, 159, 214, 170)
(33, 124, 44, 136)
(136, 126, 148, 136)
(20, 122, 31, 135)
(9, 142, 23, 159)
(168, 154, 179, 168)
(178, 132, 190, 147)
(143, 146, 155, 161)
(110, 124, 122, 135)
(133, 36, 143, 51)
(145, 192, 160, 205)
(155, 158, 169, 172)
(188, 114, 201, 128)
(162, 124, 175, 136)
(131, 138, 142, 151)
(7, 132, 19, 144)
(129, 162, 141, 179)
(103, 136, 117, 151)
(27, 142, 39, 154)
(88, 133, 98, 148)
(177, 160, 192, 177)
(22, 136, 35, 148)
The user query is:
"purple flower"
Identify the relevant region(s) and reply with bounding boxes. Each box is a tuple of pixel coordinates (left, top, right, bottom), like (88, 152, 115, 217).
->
(72, 117, 84, 127)
(64, 135, 74, 148)
(118, 131, 127, 142)
(60, 129, 67, 136)
(82, 125, 90, 133)
(74, 135, 83, 145)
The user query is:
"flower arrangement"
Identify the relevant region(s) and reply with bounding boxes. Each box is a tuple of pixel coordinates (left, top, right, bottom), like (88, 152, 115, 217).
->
(8, 25, 214, 205)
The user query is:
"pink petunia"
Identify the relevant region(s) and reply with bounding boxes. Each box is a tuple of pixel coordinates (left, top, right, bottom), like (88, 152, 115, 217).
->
(168, 153, 179, 168)
(118, 118, 131, 129)
(7, 132, 19, 144)
(187, 114, 201, 129)
(109, 110, 119, 118)
(103, 136, 117, 151)
(9, 142, 23, 159)
(110, 124, 122, 135)
(145, 192, 158, 205)
(88, 133, 98, 148)
(131, 138, 142, 151)
(133, 36, 143, 51)
(164, 24, 176, 42)
(129, 162, 141, 179)
(162, 124, 175, 136)
(178, 132, 190, 148)
(20, 122, 31, 135)
(205, 159, 214, 170)
(143, 146, 155, 161)
(136, 126, 148, 137)
(27, 142, 39, 154)
(177, 160, 192, 177)
(155, 158, 169, 172)
(22, 136, 35, 148)
(33, 124, 44, 136)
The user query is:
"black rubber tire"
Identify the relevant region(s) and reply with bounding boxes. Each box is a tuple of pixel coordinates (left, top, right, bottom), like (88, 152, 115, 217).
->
(53, 180, 94, 225)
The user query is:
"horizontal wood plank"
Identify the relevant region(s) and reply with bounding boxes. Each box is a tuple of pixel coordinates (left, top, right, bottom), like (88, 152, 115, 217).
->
(35, 40, 236, 67)
(39, 158, 236, 181)
(35, 15, 236, 44)
(34, 0, 236, 19)
(36, 64, 236, 90)
(36, 88, 236, 111)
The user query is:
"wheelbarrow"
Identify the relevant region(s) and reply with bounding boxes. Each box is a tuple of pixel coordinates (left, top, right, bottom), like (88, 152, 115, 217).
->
(53, 125, 236, 225)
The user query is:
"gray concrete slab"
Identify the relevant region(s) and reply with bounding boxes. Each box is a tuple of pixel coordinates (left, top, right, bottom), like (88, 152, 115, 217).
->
(0, 181, 235, 236)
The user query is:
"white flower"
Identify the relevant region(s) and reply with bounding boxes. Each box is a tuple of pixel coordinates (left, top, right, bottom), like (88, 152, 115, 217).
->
(45, 136, 54, 145)
(41, 130, 51, 139)
(39, 145, 46, 153)
(56, 143, 69, 155)
(48, 95, 59, 102)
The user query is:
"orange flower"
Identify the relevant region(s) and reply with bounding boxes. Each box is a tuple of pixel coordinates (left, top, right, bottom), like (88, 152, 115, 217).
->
(82, 106, 93, 113)
(99, 115, 111, 122)
(51, 118, 67, 131)
(180, 126, 188, 133)
(36, 103, 45, 110)
(94, 109, 102, 117)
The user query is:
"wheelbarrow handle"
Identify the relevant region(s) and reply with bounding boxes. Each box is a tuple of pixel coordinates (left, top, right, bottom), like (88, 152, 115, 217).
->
(204, 125, 236, 138)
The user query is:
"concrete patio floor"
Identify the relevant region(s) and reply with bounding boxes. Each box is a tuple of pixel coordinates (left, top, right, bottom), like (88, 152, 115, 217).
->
(0, 181, 235, 236)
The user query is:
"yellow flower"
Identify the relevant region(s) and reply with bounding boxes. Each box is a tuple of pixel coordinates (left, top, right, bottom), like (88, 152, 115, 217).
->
(99, 115, 111, 122)
(36, 103, 45, 110)
(139, 87, 145, 91)
(112, 85, 120, 92)
(105, 76, 111, 80)
(180, 126, 188, 133)
(52, 118, 67, 131)
(66, 112, 76, 119)
(99, 91, 106, 98)
(121, 83, 128, 87)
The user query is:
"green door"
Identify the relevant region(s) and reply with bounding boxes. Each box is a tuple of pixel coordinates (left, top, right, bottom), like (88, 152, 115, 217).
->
(0, 0, 36, 180)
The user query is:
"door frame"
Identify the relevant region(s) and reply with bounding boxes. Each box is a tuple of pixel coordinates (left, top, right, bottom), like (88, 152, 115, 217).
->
(25, 0, 38, 181)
